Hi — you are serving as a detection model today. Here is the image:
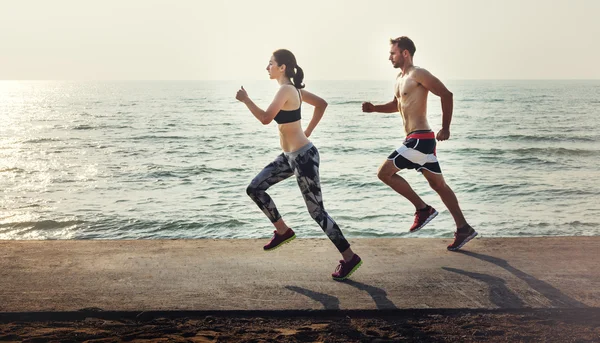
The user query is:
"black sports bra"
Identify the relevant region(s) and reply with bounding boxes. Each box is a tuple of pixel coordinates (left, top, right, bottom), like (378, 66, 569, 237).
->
(274, 88, 301, 124)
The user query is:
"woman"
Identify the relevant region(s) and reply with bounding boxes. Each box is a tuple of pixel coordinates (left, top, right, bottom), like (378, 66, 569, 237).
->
(235, 49, 362, 281)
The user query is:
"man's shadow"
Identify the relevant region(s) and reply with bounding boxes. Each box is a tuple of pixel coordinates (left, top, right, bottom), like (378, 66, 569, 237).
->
(452, 251, 588, 308)
(286, 281, 397, 310)
(343, 280, 398, 310)
(442, 267, 525, 308)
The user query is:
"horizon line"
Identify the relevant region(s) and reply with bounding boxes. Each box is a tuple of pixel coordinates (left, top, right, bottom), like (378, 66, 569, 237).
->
(2, 78, 600, 82)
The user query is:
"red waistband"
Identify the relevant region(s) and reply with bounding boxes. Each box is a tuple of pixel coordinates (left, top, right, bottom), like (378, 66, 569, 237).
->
(407, 131, 435, 139)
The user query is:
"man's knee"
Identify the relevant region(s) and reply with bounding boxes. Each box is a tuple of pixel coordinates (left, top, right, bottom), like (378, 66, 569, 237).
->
(427, 178, 447, 192)
(377, 165, 394, 182)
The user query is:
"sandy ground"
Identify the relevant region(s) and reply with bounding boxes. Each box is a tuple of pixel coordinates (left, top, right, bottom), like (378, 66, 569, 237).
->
(1, 309, 599, 342)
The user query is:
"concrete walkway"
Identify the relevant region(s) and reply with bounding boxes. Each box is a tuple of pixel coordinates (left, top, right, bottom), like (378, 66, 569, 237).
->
(1, 237, 598, 312)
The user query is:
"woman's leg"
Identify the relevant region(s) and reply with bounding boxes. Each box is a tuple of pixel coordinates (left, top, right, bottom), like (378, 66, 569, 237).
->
(246, 153, 294, 234)
(289, 146, 354, 260)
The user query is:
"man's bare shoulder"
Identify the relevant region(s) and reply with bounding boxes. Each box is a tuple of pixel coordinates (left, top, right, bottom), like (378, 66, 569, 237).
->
(411, 67, 433, 77)
(412, 67, 442, 86)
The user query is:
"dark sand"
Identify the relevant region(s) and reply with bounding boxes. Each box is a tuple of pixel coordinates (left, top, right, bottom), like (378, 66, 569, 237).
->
(2, 309, 599, 342)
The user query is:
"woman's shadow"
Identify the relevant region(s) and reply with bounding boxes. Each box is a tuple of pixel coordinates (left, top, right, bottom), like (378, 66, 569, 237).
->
(285, 281, 397, 310)
(284, 286, 341, 310)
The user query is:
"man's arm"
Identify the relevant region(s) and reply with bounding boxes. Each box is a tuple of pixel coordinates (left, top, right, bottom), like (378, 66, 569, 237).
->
(362, 98, 398, 113)
(412, 68, 453, 141)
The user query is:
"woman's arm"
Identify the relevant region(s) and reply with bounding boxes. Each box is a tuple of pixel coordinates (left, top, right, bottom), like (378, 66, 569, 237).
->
(236, 86, 291, 125)
(299, 89, 328, 137)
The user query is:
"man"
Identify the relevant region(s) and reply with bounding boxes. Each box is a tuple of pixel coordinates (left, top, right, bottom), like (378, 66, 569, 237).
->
(362, 36, 477, 251)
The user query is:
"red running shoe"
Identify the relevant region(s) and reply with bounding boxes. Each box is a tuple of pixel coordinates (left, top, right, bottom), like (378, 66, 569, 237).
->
(447, 225, 478, 251)
(263, 228, 296, 251)
(332, 254, 362, 281)
(409, 205, 438, 233)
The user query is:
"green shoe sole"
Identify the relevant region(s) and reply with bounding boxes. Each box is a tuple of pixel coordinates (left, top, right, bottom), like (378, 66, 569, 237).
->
(264, 234, 296, 252)
(332, 260, 363, 281)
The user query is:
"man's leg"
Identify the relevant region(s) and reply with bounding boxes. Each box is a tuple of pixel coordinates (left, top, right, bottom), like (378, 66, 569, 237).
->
(377, 160, 427, 209)
(378, 159, 438, 232)
(421, 169, 477, 250)
(420, 169, 467, 228)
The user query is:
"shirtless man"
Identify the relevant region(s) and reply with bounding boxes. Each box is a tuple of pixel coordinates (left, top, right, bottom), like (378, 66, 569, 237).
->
(362, 36, 477, 251)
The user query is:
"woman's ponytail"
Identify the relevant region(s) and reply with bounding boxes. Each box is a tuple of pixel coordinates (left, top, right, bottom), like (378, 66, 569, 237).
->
(292, 65, 305, 89)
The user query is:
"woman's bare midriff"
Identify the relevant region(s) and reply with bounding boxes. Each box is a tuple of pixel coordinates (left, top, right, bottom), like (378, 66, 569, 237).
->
(278, 121, 310, 153)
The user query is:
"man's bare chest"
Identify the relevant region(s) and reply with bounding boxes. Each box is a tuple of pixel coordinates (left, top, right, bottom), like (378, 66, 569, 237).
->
(396, 77, 421, 101)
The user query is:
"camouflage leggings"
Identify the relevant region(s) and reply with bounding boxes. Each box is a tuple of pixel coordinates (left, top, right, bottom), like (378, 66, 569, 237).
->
(246, 143, 350, 253)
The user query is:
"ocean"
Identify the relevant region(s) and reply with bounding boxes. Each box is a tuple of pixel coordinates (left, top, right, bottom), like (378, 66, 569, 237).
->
(1, 80, 599, 240)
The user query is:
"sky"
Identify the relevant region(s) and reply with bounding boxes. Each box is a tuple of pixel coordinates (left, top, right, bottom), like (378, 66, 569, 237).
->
(1, 0, 599, 80)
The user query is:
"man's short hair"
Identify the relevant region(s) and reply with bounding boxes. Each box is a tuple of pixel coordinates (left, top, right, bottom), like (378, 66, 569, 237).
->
(390, 36, 416, 57)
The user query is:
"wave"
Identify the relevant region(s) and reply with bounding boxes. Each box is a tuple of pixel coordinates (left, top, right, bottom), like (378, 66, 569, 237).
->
(23, 138, 61, 144)
(185, 165, 245, 174)
(327, 146, 384, 154)
(456, 97, 505, 103)
(2, 214, 599, 239)
(461, 95, 553, 104)
(508, 134, 596, 142)
(147, 171, 178, 178)
(522, 220, 598, 229)
(335, 214, 390, 221)
(131, 135, 188, 141)
(514, 147, 600, 157)
(504, 157, 559, 166)
(77, 218, 250, 239)
(72, 125, 94, 130)
(471, 186, 598, 197)
(454, 147, 600, 159)
(471, 134, 597, 143)
(142, 165, 245, 179)
(0, 167, 24, 173)
(330, 100, 366, 105)
(532, 189, 599, 197)
(0, 220, 84, 231)
(69, 123, 133, 130)
(331, 180, 382, 189)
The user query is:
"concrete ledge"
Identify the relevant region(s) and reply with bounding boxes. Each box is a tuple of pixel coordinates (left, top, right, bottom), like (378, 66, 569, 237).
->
(1, 237, 598, 312)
